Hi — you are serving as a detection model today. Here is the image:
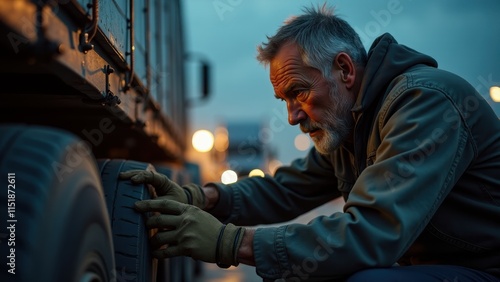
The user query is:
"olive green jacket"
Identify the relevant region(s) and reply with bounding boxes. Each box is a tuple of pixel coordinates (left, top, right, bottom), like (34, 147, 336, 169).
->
(209, 33, 500, 280)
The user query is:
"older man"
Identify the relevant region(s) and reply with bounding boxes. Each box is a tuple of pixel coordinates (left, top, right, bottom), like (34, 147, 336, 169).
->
(120, 5, 500, 281)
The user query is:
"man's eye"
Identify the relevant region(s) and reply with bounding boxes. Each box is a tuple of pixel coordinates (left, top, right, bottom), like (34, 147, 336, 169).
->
(293, 90, 308, 101)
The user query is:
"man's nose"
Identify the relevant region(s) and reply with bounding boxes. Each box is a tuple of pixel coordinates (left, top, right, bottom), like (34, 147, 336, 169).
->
(287, 102, 306, 125)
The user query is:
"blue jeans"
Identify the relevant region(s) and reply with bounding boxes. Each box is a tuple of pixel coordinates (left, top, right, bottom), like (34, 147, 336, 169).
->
(346, 265, 500, 282)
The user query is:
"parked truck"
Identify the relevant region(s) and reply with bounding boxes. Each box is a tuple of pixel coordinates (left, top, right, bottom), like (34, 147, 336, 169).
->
(0, 0, 210, 281)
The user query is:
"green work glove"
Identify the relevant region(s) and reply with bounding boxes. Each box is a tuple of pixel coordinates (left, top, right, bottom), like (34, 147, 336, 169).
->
(135, 199, 245, 268)
(119, 170, 205, 208)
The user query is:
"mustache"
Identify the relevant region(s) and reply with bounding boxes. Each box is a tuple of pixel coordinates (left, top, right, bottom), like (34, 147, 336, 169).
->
(300, 121, 320, 133)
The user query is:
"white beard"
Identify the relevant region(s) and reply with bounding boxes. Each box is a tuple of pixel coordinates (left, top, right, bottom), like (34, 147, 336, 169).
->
(303, 82, 355, 155)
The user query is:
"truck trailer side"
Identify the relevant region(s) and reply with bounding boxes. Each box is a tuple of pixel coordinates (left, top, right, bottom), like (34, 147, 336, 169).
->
(0, 1, 209, 281)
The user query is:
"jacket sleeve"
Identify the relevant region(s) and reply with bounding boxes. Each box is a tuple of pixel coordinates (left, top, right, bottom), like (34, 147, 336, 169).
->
(207, 148, 341, 226)
(253, 82, 476, 280)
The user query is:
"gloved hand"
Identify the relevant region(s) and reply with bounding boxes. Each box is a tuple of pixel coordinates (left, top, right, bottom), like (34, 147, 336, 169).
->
(135, 199, 245, 268)
(119, 170, 205, 208)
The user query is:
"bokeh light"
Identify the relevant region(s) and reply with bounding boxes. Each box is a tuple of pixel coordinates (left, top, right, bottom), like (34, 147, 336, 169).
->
(221, 170, 238, 184)
(490, 86, 500, 102)
(249, 169, 265, 177)
(268, 159, 282, 175)
(214, 126, 229, 152)
(192, 129, 214, 152)
(294, 134, 311, 151)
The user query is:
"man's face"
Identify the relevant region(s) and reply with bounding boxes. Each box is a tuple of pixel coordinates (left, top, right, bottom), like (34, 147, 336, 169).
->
(270, 42, 355, 154)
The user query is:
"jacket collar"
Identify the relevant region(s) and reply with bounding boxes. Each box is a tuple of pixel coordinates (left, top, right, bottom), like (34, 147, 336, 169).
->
(353, 33, 438, 113)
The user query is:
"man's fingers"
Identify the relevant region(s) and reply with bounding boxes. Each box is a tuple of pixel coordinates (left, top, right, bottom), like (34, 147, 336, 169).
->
(130, 171, 153, 184)
(153, 176, 173, 196)
(118, 170, 142, 179)
(135, 170, 173, 194)
(145, 214, 180, 229)
(150, 228, 185, 249)
(119, 170, 154, 184)
(119, 170, 180, 198)
(134, 199, 187, 214)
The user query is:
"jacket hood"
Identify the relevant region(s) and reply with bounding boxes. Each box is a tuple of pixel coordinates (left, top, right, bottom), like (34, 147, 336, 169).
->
(353, 33, 438, 112)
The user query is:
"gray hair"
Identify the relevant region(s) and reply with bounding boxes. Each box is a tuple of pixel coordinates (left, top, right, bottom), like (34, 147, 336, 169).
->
(256, 4, 367, 78)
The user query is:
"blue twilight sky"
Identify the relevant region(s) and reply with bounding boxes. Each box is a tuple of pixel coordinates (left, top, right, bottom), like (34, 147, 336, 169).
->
(183, 0, 500, 165)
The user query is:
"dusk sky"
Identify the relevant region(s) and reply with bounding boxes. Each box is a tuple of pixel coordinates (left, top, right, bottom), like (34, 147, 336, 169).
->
(183, 0, 500, 165)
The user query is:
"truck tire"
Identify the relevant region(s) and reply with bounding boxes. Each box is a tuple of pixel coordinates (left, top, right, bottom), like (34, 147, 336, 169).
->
(0, 124, 115, 282)
(97, 159, 158, 282)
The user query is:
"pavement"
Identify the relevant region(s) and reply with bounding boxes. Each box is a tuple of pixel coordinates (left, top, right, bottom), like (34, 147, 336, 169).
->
(194, 198, 345, 282)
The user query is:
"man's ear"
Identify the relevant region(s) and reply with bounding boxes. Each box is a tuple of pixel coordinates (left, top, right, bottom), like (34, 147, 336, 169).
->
(332, 52, 356, 89)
